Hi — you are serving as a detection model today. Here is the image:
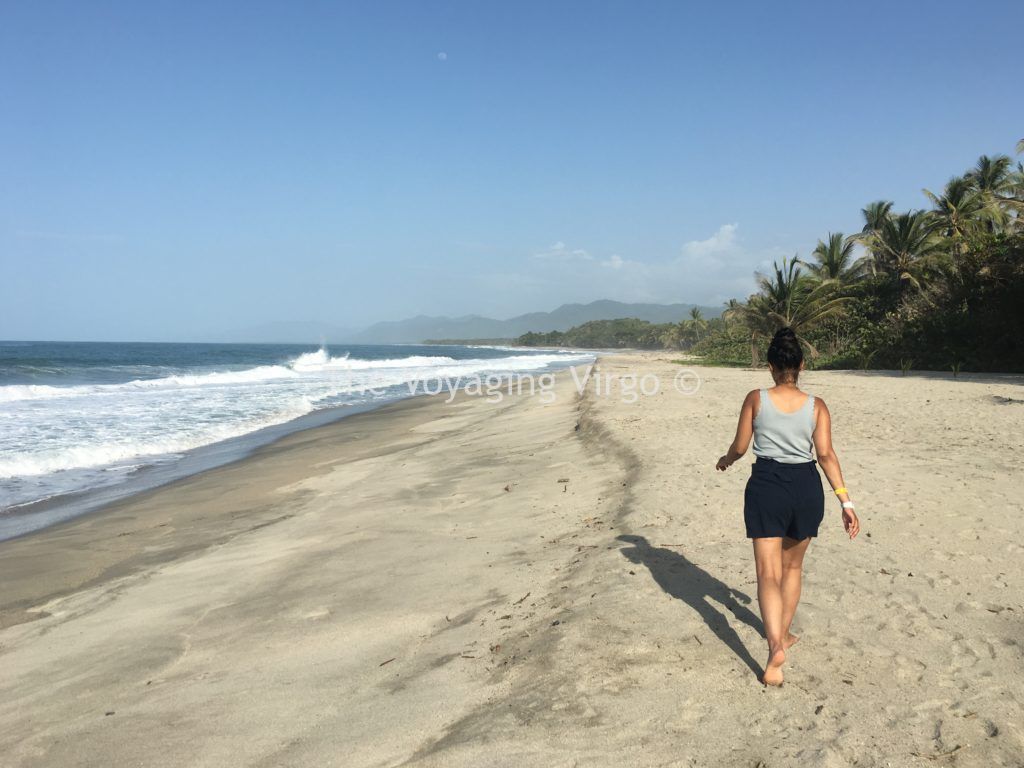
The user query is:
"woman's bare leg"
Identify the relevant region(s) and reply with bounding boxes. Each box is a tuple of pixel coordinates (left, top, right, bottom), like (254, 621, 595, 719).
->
(780, 536, 811, 648)
(752, 537, 786, 685)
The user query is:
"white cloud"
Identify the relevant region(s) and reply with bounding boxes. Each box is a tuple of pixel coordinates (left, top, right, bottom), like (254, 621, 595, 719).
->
(437, 51, 448, 61)
(494, 224, 791, 309)
(533, 241, 592, 261)
(681, 223, 739, 258)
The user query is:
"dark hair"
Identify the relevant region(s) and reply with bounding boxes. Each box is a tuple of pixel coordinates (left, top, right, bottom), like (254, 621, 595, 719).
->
(766, 327, 803, 375)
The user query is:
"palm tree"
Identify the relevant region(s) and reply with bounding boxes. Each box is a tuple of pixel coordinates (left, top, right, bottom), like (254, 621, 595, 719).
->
(799, 233, 871, 355)
(1010, 144, 1024, 229)
(922, 176, 988, 254)
(660, 324, 684, 350)
(854, 200, 895, 274)
(720, 298, 743, 335)
(860, 200, 894, 234)
(860, 210, 945, 292)
(730, 257, 851, 364)
(969, 154, 1016, 197)
(801, 232, 870, 285)
(966, 154, 1017, 230)
(687, 307, 707, 341)
(757, 257, 852, 337)
(726, 296, 775, 367)
(1014, 161, 1024, 232)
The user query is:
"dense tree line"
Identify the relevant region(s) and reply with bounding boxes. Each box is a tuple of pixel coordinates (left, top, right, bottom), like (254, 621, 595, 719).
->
(697, 144, 1024, 372)
(517, 318, 678, 349)
(518, 142, 1024, 372)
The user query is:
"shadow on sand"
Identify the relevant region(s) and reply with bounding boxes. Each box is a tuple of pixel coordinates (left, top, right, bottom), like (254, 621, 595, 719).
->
(617, 534, 764, 677)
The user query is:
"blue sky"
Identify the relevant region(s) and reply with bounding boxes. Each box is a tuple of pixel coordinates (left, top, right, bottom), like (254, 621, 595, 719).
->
(2, 0, 1022, 341)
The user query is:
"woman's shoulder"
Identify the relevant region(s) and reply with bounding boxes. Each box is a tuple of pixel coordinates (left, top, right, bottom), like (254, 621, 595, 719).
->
(793, 385, 817, 402)
(744, 388, 763, 419)
(809, 393, 830, 420)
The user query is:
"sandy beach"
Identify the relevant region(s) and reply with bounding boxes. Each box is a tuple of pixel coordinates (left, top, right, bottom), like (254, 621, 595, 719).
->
(2, 355, 1023, 767)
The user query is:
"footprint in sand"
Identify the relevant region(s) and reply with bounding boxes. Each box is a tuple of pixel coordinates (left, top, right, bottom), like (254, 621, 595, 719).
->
(947, 638, 981, 675)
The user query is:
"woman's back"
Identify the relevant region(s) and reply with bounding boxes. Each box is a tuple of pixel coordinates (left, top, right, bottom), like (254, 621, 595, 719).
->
(752, 387, 815, 463)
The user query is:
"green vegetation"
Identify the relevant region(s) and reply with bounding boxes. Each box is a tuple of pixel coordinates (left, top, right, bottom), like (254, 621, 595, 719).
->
(516, 308, 726, 350)
(518, 142, 1024, 371)
(707, 145, 1024, 373)
(517, 318, 676, 349)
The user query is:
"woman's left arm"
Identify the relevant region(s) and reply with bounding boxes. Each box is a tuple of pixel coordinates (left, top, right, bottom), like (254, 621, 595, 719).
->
(812, 398, 860, 539)
(716, 390, 757, 471)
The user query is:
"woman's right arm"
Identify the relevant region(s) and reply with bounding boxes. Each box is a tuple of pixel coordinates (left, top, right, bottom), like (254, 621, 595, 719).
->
(812, 398, 860, 539)
(716, 390, 758, 471)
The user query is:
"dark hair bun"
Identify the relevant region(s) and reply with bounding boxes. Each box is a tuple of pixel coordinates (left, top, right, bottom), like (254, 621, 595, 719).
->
(772, 327, 797, 341)
(766, 326, 803, 371)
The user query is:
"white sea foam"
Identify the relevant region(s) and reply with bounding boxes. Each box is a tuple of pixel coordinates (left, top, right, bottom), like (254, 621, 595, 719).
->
(123, 365, 300, 388)
(290, 349, 459, 372)
(0, 383, 77, 403)
(0, 407, 306, 478)
(0, 354, 488, 403)
(0, 365, 300, 402)
(0, 347, 595, 509)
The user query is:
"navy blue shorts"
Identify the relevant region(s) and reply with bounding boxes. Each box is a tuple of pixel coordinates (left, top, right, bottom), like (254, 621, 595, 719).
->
(744, 457, 825, 540)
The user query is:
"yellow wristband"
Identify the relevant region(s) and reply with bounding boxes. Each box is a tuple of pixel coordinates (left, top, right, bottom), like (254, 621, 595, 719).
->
(834, 487, 848, 496)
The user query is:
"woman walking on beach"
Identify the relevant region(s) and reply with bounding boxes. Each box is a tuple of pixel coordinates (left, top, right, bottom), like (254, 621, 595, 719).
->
(716, 327, 860, 686)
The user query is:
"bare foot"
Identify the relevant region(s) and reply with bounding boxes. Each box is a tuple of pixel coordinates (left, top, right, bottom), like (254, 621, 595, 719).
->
(761, 645, 785, 687)
(783, 632, 800, 650)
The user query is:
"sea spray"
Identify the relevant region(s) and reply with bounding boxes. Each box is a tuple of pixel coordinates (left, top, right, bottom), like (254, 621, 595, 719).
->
(0, 342, 596, 521)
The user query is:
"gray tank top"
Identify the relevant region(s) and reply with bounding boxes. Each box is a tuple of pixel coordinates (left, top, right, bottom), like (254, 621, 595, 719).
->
(752, 388, 815, 463)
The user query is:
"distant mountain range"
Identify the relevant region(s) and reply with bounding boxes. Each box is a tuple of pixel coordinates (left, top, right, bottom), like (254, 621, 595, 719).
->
(211, 300, 721, 345)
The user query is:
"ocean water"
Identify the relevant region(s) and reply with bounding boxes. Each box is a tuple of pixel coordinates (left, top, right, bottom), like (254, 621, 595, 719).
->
(0, 340, 594, 539)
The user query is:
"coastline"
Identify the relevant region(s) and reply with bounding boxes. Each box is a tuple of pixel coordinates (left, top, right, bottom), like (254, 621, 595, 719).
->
(0, 350, 598, 542)
(0, 392, 443, 628)
(0, 398, 390, 543)
(2, 355, 1023, 766)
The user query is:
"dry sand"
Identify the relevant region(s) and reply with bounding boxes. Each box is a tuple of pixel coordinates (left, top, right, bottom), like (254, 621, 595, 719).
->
(1, 355, 1023, 767)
